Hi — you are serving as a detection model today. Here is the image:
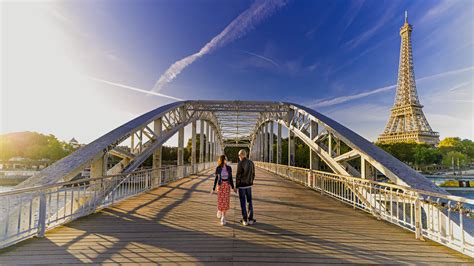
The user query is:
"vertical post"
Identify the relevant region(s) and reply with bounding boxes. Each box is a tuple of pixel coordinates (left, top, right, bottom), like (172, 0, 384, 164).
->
(269, 121, 274, 163)
(288, 131, 295, 167)
(191, 121, 197, 173)
(215, 130, 218, 157)
(361, 157, 366, 179)
(263, 123, 268, 162)
(260, 128, 264, 162)
(415, 197, 424, 240)
(210, 127, 214, 162)
(206, 122, 210, 162)
(257, 131, 261, 161)
(200, 120, 204, 164)
(255, 130, 259, 161)
(139, 128, 143, 153)
(277, 123, 282, 165)
(131, 132, 135, 154)
(328, 133, 333, 157)
(288, 110, 295, 166)
(153, 118, 163, 186)
(309, 120, 319, 171)
(37, 192, 47, 237)
(254, 137, 257, 160)
(90, 155, 105, 178)
(178, 127, 184, 166)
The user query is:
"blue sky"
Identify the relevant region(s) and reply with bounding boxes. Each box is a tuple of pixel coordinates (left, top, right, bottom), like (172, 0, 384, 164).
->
(1, 0, 473, 143)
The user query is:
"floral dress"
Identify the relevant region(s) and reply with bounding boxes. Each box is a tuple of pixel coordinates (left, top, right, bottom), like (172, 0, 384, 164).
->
(217, 166, 231, 212)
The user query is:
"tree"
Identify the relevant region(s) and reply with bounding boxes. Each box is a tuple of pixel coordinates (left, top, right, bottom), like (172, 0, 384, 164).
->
(185, 134, 208, 163)
(438, 137, 462, 149)
(442, 151, 469, 168)
(413, 146, 441, 167)
(376, 142, 418, 164)
(224, 147, 249, 163)
(0, 131, 75, 161)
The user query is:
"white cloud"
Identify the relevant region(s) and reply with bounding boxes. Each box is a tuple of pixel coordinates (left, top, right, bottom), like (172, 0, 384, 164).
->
(307, 66, 474, 108)
(448, 81, 471, 92)
(417, 0, 459, 25)
(152, 0, 288, 93)
(343, 2, 396, 50)
(428, 113, 473, 140)
(88, 76, 183, 101)
(241, 50, 279, 67)
(308, 84, 396, 108)
(323, 103, 390, 141)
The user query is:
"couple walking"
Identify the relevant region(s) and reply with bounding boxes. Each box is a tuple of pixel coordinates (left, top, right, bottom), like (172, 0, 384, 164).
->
(211, 149, 256, 226)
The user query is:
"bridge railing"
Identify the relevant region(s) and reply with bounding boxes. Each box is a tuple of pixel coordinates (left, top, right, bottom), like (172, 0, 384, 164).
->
(0, 162, 215, 249)
(255, 161, 474, 258)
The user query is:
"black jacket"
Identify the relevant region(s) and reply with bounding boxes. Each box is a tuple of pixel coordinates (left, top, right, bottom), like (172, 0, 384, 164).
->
(213, 165, 234, 191)
(236, 158, 255, 188)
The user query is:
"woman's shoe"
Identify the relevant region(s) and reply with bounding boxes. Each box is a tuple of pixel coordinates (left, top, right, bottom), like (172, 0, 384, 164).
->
(220, 216, 226, 225)
(217, 210, 222, 218)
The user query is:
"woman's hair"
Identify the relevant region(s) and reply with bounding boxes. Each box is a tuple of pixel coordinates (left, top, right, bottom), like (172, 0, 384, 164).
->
(217, 155, 226, 167)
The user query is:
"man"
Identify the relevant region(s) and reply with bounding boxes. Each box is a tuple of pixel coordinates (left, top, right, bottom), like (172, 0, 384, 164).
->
(235, 149, 256, 226)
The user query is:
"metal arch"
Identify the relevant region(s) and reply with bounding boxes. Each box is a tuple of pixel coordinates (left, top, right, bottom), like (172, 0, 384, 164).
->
(19, 100, 444, 195)
(18, 101, 224, 188)
(249, 102, 446, 194)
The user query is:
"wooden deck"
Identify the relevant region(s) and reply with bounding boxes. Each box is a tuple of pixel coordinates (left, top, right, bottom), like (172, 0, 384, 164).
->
(0, 167, 472, 264)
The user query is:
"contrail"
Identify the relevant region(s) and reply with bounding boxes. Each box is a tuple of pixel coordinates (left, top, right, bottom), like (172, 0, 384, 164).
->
(308, 66, 474, 108)
(242, 50, 279, 67)
(448, 81, 471, 92)
(89, 77, 183, 101)
(309, 84, 396, 108)
(152, 0, 288, 93)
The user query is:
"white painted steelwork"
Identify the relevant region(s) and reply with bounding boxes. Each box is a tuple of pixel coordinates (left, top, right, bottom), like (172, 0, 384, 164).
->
(1, 100, 472, 257)
(256, 161, 474, 257)
(0, 162, 214, 249)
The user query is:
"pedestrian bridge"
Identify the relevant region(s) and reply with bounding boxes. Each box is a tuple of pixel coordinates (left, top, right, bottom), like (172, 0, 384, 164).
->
(0, 167, 471, 264)
(0, 100, 473, 263)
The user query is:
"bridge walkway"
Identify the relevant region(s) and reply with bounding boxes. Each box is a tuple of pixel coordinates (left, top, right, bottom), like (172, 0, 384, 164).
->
(0, 167, 471, 264)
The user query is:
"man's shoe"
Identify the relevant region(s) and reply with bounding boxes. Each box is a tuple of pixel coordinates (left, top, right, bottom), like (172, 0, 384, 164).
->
(248, 219, 256, 225)
(240, 219, 248, 226)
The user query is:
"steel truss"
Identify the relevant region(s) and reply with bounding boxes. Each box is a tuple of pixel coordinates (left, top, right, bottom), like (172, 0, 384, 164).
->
(21, 100, 443, 195)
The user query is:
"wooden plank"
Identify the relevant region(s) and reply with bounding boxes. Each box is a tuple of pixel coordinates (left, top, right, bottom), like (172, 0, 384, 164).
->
(0, 167, 472, 264)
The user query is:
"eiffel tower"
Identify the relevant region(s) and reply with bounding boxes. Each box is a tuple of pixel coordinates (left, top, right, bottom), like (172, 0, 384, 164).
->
(378, 11, 439, 145)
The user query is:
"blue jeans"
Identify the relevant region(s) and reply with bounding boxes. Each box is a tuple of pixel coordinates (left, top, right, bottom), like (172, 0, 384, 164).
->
(238, 187, 253, 221)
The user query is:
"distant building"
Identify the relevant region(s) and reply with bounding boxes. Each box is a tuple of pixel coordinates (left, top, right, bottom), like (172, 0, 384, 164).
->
(377, 12, 439, 145)
(69, 137, 82, 149)
(0, 157, 51, 170)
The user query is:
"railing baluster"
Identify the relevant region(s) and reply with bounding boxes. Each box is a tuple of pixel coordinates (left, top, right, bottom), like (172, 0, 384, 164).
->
(37, 192, 46, 237)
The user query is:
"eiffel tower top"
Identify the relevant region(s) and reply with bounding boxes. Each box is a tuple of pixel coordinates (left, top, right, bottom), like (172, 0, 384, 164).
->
(394, 10, 420, 108)
(377, 11, 439, 145)
(400, 10, 413, 35)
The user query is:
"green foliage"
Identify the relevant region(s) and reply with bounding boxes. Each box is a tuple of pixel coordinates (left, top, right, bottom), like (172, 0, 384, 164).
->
(224, 147, 249, 163)
(185, 133, 206, 163)
(413, 145, 441, 166)
(376, 142, 419, 164)
(439, 137, 462, 149)
(442, 151, 469, 168)
(376, 137, 473, 172)
(0, 131, 76, 161)
(295, 138, 310, 168)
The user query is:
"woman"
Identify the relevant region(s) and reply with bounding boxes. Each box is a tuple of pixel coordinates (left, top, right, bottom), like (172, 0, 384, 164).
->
(211, 155, 236, 225)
